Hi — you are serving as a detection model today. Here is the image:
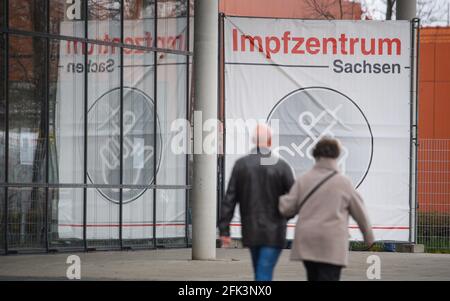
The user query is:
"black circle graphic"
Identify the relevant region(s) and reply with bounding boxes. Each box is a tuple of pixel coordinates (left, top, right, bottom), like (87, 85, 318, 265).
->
(267, 87, 373, 188)
(86, 86, 162, 204)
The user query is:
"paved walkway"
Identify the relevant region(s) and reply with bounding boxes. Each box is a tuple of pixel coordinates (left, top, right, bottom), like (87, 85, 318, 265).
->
(0, 248, 449, 281)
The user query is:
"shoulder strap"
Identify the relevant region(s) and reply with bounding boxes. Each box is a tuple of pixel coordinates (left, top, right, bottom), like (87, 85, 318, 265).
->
(297, 170, 338, 213)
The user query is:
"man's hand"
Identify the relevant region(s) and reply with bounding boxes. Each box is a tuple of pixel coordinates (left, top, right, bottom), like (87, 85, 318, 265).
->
(220, 236, 231, 248)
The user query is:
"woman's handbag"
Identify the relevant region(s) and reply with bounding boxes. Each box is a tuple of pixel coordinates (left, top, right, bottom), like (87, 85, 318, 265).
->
(296, 170, 338, 214)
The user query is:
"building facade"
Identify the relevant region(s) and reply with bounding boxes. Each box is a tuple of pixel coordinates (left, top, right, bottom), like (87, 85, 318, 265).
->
(0, 0, 193, 254)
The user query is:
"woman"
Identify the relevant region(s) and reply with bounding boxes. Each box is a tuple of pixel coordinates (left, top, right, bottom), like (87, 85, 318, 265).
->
(279, 137, 374, 281)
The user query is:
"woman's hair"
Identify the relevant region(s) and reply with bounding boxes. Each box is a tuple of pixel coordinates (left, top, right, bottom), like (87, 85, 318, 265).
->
(312, 138, 340, 159)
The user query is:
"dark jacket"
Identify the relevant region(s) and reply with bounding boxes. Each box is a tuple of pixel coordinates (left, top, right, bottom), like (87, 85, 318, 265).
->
(218, 148, 294, 248)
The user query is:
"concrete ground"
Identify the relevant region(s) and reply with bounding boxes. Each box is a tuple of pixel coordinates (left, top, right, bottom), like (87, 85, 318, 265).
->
(0, 248, 449, 281)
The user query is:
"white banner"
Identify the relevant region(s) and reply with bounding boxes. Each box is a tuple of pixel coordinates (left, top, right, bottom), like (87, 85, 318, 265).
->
(56, 18, 190, 240)
(224, 17, 413, 242)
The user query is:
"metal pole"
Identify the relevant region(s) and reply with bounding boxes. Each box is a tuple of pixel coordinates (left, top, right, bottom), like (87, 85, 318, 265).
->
(83, 0, 88, 252)
(185, 1, 191, 248)
(217, 12, 223, 234)
(153, 0, 158, 249)
(3, 0, 9, 255)
(396, 0, 417, 20)
(408, 18, 420, 244)
(192, 0, 218, 260)
(408, 20, 415, 243)
(44, 0, 50, 252)
(119, 0, 124, 250)
(413, 19, 421, 244)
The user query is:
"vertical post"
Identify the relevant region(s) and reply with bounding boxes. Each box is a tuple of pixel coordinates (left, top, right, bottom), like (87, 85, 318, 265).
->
(413, 19, 420, 244)
(192, 0, 218, 260)
(408, 19, 420, 244)
(44, 0, 50, 252)
(185, 0, 191, 248)
(119, 0, 124, 250)
(3, 0, 9, 255)
(220, 14, 226, 236)
(153, 0, 158, 249)
(408, 20, 414, 243)
(396, 0, 416, 20)
(217, 13, 224, 231)
(83, 0, 88, 252)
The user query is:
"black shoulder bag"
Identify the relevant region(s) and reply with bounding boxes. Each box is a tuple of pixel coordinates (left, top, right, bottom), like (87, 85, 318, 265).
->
(296, 170, 338, 214)
(294, 170, 375, 251)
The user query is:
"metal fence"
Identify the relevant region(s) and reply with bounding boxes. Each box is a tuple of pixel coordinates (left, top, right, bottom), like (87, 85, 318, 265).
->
(417, 139, 450, 253)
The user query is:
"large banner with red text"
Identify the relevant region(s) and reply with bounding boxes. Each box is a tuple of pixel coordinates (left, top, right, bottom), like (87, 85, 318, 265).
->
(223, 16, 414, 242)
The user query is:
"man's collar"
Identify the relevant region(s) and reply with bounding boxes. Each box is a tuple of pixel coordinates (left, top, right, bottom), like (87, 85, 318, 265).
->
(250, 146, 272, 156)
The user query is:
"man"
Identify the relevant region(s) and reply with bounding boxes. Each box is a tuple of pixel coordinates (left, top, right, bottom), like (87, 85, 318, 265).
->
(218, 124, 294, 281)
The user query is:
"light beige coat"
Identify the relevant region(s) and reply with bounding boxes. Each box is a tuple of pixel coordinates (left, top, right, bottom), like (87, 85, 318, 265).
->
(279, 158, 374, 267)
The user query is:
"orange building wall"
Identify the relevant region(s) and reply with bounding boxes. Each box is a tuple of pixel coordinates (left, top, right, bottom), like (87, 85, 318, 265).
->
(419, 28, 450, 139)
(219, 0, 362, 19)
(417, 28, 450, 213)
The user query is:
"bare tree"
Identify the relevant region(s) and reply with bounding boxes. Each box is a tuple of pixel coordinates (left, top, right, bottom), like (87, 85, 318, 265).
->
(417, 0, 448, 25)
(364, 0, 449, 25)
(386, 0, 396, 20)
(304, 0, 359, 20)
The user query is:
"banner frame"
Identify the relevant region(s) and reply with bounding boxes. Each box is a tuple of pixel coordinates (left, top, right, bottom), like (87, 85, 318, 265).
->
(409, 18, 421, 243)
(219, 15, 421, 244)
